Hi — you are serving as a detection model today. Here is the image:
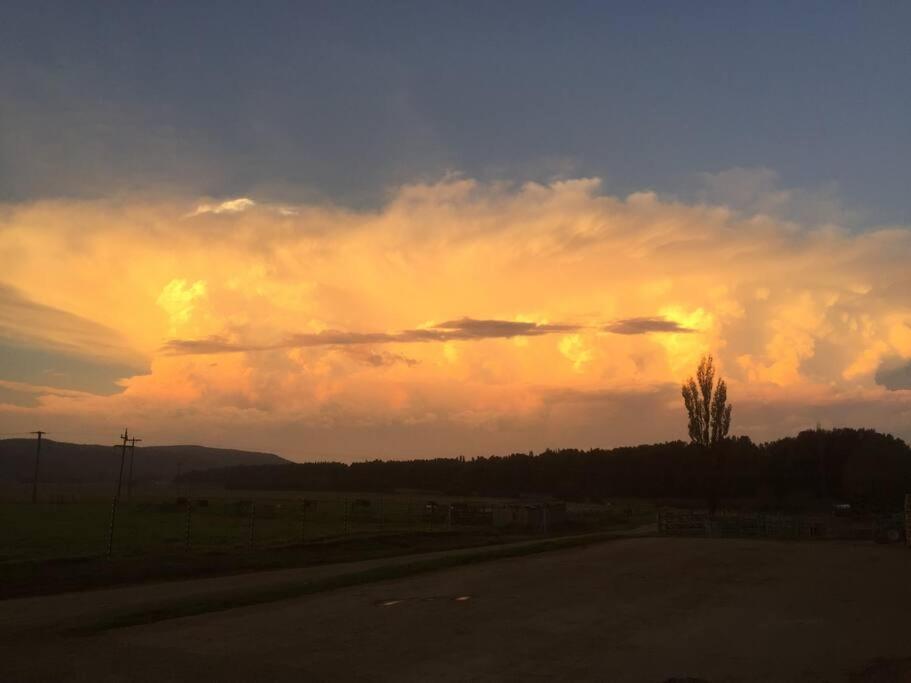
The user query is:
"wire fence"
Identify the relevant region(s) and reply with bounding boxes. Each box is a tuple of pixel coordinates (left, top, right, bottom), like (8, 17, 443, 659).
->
(656, 507, 908, 543)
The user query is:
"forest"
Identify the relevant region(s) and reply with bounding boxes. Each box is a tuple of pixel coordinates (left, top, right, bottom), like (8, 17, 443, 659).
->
(181, 427, 911, 511)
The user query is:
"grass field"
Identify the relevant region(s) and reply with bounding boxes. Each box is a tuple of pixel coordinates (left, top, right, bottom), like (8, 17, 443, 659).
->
(1, 497, 461, 562)
(0, 487, 654, 564)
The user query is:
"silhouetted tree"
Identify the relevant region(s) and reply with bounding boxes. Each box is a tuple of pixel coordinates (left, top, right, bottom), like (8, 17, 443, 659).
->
(681, 354, 732, 513)
(681, 354, 732, 448)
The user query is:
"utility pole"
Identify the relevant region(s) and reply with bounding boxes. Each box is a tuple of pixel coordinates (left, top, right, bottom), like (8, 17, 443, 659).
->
(108, 428, 130, 557)
(115, 428, 129, 502)
(30, 431, 46, 504)
(127, 436, 142, 502)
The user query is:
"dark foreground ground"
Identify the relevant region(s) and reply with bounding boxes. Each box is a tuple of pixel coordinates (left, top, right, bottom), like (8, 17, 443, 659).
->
(2, 536, 911, 682)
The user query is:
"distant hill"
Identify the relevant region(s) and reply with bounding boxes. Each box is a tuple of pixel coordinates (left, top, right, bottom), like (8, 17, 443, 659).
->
(0, 439, 289, 484)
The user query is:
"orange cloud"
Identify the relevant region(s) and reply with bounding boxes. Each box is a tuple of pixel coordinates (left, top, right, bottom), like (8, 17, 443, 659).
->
(1, 179, 910, 457)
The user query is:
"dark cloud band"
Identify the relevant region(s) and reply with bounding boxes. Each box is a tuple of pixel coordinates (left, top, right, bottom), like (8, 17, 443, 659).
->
(164, 315, 689, 355)
(603, 316, 694, 335)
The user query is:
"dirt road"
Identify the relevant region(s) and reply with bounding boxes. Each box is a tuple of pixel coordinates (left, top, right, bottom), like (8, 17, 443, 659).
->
(2, 537, 911, 682)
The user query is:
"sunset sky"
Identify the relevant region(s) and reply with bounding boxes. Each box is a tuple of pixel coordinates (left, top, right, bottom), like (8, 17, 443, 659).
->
(2, 3, 911, 459)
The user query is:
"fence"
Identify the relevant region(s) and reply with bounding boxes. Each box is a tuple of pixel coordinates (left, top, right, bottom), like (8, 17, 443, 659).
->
(657, 507, 908, 543)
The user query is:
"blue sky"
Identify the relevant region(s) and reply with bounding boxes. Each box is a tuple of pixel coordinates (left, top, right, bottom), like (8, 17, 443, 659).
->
(3, 1, 910, 221)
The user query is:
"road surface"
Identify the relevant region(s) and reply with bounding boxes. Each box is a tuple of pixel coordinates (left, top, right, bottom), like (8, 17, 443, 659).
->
(2, 536, 911, 682)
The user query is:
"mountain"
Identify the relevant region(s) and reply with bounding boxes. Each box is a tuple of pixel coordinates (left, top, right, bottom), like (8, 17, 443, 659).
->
(0, 439, 289, 484)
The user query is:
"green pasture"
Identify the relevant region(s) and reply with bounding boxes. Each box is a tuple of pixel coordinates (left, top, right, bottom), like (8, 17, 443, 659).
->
(0, 496, 450, 562)
(0, 490, 654, 564)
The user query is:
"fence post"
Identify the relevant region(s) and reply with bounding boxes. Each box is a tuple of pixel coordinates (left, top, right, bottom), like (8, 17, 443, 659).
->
(185, 499, 193, 550)
(344, 500, 350, 536)
(107, 498, 118, 557)
(249, 501, 256, 550)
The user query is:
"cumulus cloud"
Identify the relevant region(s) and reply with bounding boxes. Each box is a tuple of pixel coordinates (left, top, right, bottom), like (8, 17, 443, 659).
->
(875, 357, 911, 391)
(187, 197, 256, 217)
(186, 197, 304, 219)
(1, 176, 910, 456)
(694, 167, 860, 227)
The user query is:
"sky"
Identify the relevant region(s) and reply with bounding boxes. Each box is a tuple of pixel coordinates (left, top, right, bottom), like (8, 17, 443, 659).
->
(1, 2, 910, 459)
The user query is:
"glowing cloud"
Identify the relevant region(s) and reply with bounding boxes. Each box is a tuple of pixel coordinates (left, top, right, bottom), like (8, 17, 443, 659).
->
(157, 279, 207, 335)
(188, 197, 256, 216)
(1, 177, 910, 457)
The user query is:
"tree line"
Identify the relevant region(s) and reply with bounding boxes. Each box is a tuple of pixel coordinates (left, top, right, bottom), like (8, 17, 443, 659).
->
(180, 427, 911, 511)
